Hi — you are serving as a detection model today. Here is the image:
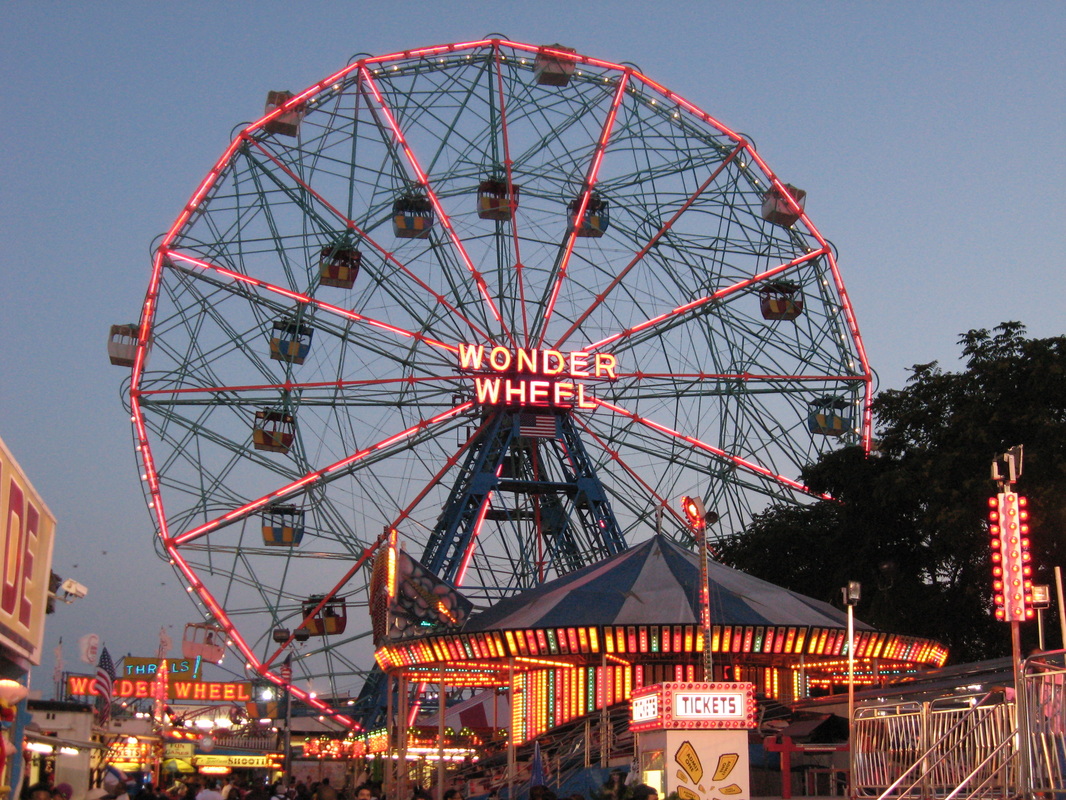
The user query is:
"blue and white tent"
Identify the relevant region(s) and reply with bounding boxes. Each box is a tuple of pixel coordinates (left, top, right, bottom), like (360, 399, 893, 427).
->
(466, 535, 873, 633)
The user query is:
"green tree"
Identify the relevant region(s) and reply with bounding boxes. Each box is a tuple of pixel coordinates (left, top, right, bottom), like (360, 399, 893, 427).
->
(718, 322, 1066, 662)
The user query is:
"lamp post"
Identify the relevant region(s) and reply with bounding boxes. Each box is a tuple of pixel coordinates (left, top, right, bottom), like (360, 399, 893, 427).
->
(1032, 584, 1051, 651)
(682, 496, 718, 680)
(272, 626, 309, 781)
(842, 581, 860, 800)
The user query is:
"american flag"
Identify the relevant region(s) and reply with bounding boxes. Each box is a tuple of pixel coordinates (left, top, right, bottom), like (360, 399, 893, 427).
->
(519, 412, 557, 439)
(280, 653, 293, 684)
(93, 646, 114, 726)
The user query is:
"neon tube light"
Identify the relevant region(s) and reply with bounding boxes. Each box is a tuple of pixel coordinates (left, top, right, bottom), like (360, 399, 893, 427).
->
(164, 250, 459, 355)
(172, 402, 471, 546)
(594, 398, 828, 500)
(245, 139, 493, 344)
(358, 66, 510, 339)
(537, 73, 629, 348)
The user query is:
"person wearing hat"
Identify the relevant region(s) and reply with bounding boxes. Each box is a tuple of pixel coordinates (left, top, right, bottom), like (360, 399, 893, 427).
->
(52, 784, 73, 800)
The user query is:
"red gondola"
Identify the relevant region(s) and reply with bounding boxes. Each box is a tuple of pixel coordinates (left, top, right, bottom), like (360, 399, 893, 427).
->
(761, 183, 807, 228)
(760, 282, 804, 321)
(477, 179, 520, 221)
(252, 410, 295, 454)
(319, 246, 361, 289)
(263, 91, 304, 138)
(302, 595, 347, 636)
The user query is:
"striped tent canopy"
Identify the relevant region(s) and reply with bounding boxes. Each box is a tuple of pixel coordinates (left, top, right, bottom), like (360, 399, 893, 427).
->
(374, 535, 948, 684)
(466, 535, 874, 633)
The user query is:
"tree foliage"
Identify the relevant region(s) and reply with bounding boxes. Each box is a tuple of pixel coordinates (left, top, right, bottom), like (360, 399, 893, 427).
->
(718, 323, 1066, 662)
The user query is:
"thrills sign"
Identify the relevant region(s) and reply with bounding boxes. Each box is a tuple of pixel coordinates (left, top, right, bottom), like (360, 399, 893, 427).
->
(458, 345, 617, 408)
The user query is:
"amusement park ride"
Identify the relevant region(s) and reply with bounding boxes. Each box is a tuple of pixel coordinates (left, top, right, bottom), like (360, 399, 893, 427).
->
(110, 38, 880, 735)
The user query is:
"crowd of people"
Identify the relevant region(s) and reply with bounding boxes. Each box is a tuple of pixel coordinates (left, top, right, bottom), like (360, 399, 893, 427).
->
(21, 775, 387, 800)
(22, 770, 660, 800)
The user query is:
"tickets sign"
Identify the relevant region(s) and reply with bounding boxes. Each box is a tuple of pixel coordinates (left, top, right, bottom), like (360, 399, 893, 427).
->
(630, 682, 756, 731)
(0, 435, 56, 664)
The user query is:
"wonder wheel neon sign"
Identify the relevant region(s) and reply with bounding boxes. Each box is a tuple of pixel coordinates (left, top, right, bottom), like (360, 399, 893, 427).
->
(458, 344, 618, 408)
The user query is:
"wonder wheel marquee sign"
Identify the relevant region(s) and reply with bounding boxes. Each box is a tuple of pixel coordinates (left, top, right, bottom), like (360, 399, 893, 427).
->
(458, 345, 617, 408)
(67, 674, 252, 702)
(0, 435, 56, 665)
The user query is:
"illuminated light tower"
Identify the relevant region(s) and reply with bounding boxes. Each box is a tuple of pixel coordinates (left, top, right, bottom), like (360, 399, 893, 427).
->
(989, 445, 1032, 798)
(991, 492, 1033, 622)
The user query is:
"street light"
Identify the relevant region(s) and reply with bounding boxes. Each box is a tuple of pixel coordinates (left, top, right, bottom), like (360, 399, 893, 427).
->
(1032, 584, 1051, 650)
(266, 635, 303, 780)
(842, 581, 860, 800)
(681, 495, 718, 680)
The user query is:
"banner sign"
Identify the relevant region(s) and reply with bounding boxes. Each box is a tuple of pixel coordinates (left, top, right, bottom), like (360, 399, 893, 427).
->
(67, 675, 251, 702)
(0, 435, 56, 665)
(122, 657, 203, 681)
(192, 755, 282, 768)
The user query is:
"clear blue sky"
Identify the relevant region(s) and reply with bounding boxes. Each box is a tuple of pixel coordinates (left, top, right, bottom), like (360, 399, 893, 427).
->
(2, 2, 1063, 692)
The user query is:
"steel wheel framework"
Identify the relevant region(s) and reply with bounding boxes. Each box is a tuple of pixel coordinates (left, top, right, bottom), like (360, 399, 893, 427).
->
(124, 38, 871, 729)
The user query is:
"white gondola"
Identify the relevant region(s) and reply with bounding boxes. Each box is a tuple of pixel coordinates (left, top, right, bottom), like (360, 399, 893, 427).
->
(182, 622, 226, 663)
(534, 44, 577, 86)
(263, 90, 304, 137)
(108, 323, 140, 367)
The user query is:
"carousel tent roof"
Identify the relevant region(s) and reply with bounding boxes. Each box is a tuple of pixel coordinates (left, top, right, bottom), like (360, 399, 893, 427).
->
(466, 534, 874, 633)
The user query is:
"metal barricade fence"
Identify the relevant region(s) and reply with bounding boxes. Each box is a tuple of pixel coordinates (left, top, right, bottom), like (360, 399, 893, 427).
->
(854, 692, 1016, 799)
(1023, 650, 1066, 795)
(854, 701, 923, 796)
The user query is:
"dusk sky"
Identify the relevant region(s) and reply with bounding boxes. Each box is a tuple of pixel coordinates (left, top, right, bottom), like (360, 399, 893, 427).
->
(2, 2, 1063, 696)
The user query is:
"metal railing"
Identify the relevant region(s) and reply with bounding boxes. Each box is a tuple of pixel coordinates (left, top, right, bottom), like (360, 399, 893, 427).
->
(1022, 650, 1066, 796)
(853, 690, 1016, 799)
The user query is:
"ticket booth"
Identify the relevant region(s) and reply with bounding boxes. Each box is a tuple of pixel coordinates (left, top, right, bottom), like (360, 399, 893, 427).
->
(630, 682, 756, 800)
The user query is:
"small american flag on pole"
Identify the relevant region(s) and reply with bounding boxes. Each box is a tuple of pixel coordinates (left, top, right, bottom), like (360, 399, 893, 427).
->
(93, 646, 115, 726)
(280, 653, 293, 684)
(519, 413, 557, 439)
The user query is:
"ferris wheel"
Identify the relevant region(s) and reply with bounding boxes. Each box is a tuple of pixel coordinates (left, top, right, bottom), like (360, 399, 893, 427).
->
(117, 38, 871, 727)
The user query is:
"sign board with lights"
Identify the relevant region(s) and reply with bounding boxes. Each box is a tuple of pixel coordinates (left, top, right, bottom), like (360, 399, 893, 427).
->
(123, 657, 203, 680)
(0, 435, 56, 665)
(67, 675, 252, 701)
(192, 754, 282, 768)
(988, 492, 1033, 621)
(630, 682, 756, 732)
(459, 345, 617, 408)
